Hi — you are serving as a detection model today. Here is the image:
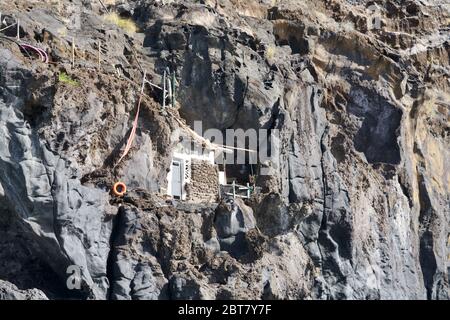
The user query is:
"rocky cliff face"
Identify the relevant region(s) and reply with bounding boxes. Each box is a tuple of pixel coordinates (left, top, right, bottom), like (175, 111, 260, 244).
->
(0, 0, 448, 300)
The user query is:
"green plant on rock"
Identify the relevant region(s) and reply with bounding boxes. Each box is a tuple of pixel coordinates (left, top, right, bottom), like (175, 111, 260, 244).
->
(58, 72, 79, 86)
(104, 13, 138, 33)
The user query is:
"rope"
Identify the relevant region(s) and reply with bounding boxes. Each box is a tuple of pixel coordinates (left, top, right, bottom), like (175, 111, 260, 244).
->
(19, 43, 48, 63)
(97, 0, 111, 14)
(0, 23, 17, 32)
(0, 35, 19, 45)
(169, 113, 256, 154)
(2, 28, 254, 163)
(114, 72, 146, 168)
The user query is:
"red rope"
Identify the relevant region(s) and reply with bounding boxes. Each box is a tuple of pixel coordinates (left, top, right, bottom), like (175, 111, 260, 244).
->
(115, 73, 147, 167)
(116, 92, 142, 166)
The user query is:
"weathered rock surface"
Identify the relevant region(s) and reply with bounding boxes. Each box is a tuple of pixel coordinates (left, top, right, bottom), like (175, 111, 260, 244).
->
(0, 280, 48, 300)
(0, 0, 448, 300)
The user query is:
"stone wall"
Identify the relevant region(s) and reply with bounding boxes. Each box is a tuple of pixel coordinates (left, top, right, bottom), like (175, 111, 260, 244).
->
(186, 160, 219, 202)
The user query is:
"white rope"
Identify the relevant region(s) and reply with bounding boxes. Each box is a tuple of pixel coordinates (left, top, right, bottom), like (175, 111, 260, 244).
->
(170, 116, 256, 153)
(0, 23, 16, 32)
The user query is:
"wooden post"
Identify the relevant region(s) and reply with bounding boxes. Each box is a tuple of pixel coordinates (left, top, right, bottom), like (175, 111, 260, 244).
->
(162, 70, 166, 109)
(140, 71, 147, 94)
(167, 76, 172, 107)
(165, 67, 172, 107)
(172, 71, 176, 108)
(97, 39, 101, 68)
(232, 181, 236, 199)
(71, 37, 75, 68)
(223, 154, 226, 182)
(98, 0, 110, 14)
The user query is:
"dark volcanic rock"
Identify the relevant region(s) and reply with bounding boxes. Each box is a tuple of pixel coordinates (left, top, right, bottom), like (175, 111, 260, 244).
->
(0, 0, 448, 300)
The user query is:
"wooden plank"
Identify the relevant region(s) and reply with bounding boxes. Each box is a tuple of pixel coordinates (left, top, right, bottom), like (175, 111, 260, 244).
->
(162, 70, 166, 109)
(71, 36, 75, 68)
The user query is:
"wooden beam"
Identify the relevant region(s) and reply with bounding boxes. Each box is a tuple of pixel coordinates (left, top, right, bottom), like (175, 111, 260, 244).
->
(97, 39, 101, 68)
(162, 70, 166, 109)
(71, 36, 75, 68)
(97, 0, 110, 13)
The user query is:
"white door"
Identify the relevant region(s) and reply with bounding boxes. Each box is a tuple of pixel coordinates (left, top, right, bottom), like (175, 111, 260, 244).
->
(171, 160, 182, 199)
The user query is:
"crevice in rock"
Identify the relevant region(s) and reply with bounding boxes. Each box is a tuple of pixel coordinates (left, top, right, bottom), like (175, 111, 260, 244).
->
(417, 173, 438, 300)
(330, 133, 346, 164)
(316, 124, 330, 297)
(105, 206, 123, 300)
(397, 174, 413, 208)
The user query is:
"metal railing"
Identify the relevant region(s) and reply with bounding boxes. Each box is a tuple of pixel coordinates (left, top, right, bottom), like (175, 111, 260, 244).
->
(220, 181, 254, 199)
